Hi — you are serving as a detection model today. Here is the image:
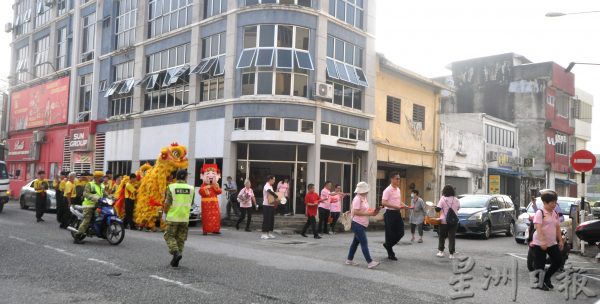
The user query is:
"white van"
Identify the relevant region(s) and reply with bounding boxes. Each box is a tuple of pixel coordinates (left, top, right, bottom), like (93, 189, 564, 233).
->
(0, 161, 9, 213)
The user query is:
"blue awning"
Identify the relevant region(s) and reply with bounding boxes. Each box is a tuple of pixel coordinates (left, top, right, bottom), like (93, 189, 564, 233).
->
(555, 178, 577, 186)
(488, 167, 523, 177)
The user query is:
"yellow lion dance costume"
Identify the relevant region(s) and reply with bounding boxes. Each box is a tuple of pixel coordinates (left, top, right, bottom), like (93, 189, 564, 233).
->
(114, 163, 152, 219)
(134, 143, 189, 231)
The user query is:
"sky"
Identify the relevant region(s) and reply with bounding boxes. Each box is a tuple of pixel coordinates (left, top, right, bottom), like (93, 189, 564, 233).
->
(0, 0, 598, 152)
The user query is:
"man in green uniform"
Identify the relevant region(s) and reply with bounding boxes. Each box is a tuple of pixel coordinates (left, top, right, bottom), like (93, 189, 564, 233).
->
(74, 171, 105, 244)
(163, 169, 194, 267)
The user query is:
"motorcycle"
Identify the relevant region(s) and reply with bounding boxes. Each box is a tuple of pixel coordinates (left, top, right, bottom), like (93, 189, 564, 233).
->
(575, 219, 600, 253)
(67, 197, 125, 245)
(525, 219, 569, 271)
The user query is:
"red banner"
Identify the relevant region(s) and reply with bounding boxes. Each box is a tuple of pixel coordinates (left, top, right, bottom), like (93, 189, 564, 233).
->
(9, 77, 70, 131)
(6, 137, 33, 161)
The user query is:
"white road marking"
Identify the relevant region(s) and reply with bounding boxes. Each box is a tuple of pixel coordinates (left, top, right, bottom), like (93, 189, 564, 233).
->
(149, 275, 211, 294)
(43, 245, 77, 257)
(88, 258, 128, 272)
(8, 235, 36, 245)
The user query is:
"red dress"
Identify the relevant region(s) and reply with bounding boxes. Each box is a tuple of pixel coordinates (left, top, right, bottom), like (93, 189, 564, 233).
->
(199, 183, 222, 233)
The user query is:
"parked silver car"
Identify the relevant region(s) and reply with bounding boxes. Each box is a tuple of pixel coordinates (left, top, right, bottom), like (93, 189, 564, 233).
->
(591, 201, 600, 219)
(515, 197, 592, 245)
(19, 180, 57, 211)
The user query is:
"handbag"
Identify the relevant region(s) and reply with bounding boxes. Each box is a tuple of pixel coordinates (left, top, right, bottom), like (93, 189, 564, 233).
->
(340, 211, 352, 231)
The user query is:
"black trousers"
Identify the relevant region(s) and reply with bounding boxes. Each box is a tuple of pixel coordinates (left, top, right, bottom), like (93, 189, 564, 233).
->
(35, 192, 46, 220)
(237, 207, 252, 229)
(301, 216, 318, 236)
(262, 205, 275, 232)
(124, 198, 135, 229)
(384, 210, 404, 256)
(55, 190, 70, 227)
(532, 244, 563, 283)
(438, 223, 458, 254)
(318, 207, 330, 234)
(330, 212, 341, 232)
(226, 194, 239, 217)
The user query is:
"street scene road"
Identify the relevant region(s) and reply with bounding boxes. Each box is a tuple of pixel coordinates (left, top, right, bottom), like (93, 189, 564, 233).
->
(1, 202, 598, 304)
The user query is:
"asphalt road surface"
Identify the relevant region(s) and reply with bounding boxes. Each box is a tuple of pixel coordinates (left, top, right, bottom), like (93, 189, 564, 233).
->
(1, 202, 599, 304)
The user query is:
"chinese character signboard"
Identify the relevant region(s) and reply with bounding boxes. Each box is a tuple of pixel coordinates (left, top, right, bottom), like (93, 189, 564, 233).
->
(69, 128, 91, 151)
(489, 175, 500, 194)
(6, 137, 34, 161)
(9, 77, 70, 131)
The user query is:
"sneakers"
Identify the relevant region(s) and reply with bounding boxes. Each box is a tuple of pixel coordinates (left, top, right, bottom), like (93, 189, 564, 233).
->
(345, 260, 359, 266)
(367, 261, 380, 269)
(267, 232, 276, 239)
(436, 251, 444, 257)
(449, 254, 455, 260)
(417, 238, 423, 243)
(300, 233, 308, 237)
(260, 234, 269, 239)
(314, 235, 322, 239)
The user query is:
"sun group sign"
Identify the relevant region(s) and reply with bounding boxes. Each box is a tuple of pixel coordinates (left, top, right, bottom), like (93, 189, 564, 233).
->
(68, 128, 91, 151)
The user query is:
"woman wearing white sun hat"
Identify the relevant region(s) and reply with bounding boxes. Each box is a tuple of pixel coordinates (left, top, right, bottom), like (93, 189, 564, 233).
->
(345, 182, 381, 269)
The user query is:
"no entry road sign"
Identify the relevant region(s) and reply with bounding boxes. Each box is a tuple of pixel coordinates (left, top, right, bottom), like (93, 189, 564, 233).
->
(570, 149, 597, 172)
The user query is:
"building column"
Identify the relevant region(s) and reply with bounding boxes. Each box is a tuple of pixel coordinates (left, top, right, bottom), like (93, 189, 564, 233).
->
(131, 118, 141, 171)
(221, 104, 236, 185)
(67, 0, 82, 124)
(224, 0, 238, 99)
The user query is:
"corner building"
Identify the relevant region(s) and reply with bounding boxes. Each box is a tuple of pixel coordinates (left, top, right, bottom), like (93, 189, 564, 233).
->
(32, 0, 379, 214)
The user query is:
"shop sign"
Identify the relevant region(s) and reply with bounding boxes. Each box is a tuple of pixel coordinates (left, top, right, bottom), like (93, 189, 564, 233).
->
(523, 158, 535, 168)
(69, 128, 91, 151)
(73, 151, 93, 163)
(547, 134, 567, 146)
(6, 137, 33, 161)
(9, 77, 70, 131)
(489, 175, 500, 194)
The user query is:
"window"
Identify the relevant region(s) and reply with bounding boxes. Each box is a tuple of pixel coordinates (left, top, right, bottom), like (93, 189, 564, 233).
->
(238, 25, 311, 97)
(142, 44, 191, 111)
(322, 122, 366, 141)
(321, 122, 329, 135)
(244, 0, 311, 6)
(284, 119, 299, 131)
(572, 100, 593, 123)
(148, 0, 192, 37)
(33, 36, 50, 78)
(116, 0, 137, 49)
(301, 120, 313, 133)
(325, 35, 366, 110)
(34, 0, 51, 28)
(204, 0, 227, 18)
(265, 118, 281, 130)
(412, 104, 425, 130)
(15, 46, 29, 83)
(329, 0, 363, 29)
(327, 81, 362, 110)
(234, 118, 246, 130)
(555, 132, 568, 155)
(195, 32, 226, 101)
(107, 161, 132, 177)
(107, 61, 135, 116)
(81, 13, 96, 62)
(555, 95, 570, 118)
(248, 118, 262, 130)
(57, 0, 68, 16)
(386, 96, 401, 124)
(485, 124, 515, 148)
(56, 27, 68, 70)
(110, 96, 133, 117)
(14, 1, 32, 37)
(78, 74, 93, 122)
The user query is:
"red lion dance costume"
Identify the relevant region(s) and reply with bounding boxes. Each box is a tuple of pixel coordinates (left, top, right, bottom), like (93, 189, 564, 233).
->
(199, 164, 222, 235)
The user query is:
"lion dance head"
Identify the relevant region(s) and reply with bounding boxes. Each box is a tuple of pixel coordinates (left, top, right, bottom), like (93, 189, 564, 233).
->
(158, 142, 189, 172)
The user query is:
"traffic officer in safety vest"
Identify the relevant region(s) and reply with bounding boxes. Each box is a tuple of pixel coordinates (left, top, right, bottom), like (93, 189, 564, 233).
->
(74, 171, 106, 244)
(163, 169, 195, 267)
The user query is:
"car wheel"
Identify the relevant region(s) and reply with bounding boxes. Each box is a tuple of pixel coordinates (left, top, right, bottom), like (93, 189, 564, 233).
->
(20, 197, 28, 210)
(482, 222, 491, 240)
(515, 238, 525, 244)
(506, 221, 515, 237)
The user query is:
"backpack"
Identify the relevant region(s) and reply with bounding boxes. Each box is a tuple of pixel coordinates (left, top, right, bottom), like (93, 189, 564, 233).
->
(445, 198, 459, 226)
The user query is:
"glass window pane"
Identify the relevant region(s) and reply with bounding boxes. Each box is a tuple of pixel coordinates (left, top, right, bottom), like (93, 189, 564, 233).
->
(265, 118, 280, 131)
(248, 118, 262, 130)
(257, 72, 273, 94)
(346, 64, 359, 85)
(353, 88, 362, 110)
(343, 86, 353, 107)
(295, 27, 309, 50)
(284, 119, 298, 131)
(347, 4, 355, 26)
(242, 73, 255, 95)
(335, 61, 349, 82)
(321, 123, 329, 135)
(276, 49, 293, 69)
(349, 128, 357, 140)
(327, 35, 334, 58)
(255, 48, 274, 67)
(293, 73, 308, 97)
(345, 43, 354, 65)
(340, 126, 348, 138)
(244, 26, 257, 48)
(295, 50, 314, 70)
(259, 24, 275, 47)
(214, 55, 226, 76)
(330, 124, 339, 136)
(333, 83, 343, 105)
(335, 39, 344, 61)
(301, 120, 313, 133)
(237, 48, 256, 69)
(277, 25, 293, 48)
(235, 118, 246, 130)
(298, 0, 311, 7)
(326, 58, 338, 79)
(358, 129, 366, 141)
(275, 72, 291, 95)
(246, 0, 259, 5)
(336, 0, 345, 20)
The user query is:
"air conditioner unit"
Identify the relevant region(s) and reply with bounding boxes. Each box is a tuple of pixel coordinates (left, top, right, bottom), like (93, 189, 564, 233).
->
(4, 22, 12, 33)
(314, 82, 333, 100)
(33, 130, 46, 143)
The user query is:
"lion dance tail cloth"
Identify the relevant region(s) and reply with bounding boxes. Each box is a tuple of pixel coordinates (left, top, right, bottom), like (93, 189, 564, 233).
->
(199, 164, 222, 234)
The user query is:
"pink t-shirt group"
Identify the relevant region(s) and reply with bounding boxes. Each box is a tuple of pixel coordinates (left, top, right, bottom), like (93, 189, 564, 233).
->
(319, 188, 331, 209)
(531, 209, 560, 247)
(277, 181, 289, 198)
(436, 196, 460, 224)
(351, 195, 370, 228)
(237, 187, 254, 208)
(329, 194, 342, 213)
(382, 185, 402, 210)
(263, 183, 274, 206)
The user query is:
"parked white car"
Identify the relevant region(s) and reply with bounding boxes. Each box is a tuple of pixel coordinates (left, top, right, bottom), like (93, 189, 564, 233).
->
(19, 180, 57, 212)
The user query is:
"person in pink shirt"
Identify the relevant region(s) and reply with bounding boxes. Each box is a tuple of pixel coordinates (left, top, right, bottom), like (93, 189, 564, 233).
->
(236, 179, 256, 232)
(276, 178, 291, 216)
(345, 182, 380, 269)
(317, 181, 332, 235)
(381, 172, 409, 261)
(329, 184, 349, 234)
(435, 185, 460, 259)
(530, 190, 564, 291)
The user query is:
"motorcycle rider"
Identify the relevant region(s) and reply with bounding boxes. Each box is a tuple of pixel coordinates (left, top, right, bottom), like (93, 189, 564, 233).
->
(163, 169, 194, 267)
(73, 171, 106, 244)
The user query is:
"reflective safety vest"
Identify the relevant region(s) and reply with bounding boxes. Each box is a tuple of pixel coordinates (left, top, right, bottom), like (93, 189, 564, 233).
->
(82, 182, 103, 208)
(166, 182, 194, 222)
